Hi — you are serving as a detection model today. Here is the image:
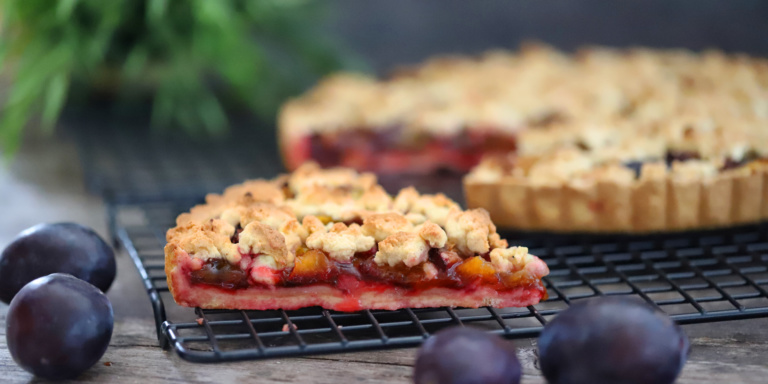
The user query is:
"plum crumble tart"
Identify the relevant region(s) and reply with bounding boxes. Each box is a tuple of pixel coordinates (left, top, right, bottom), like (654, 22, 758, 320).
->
(279, 44, 762, 175)
(278, 45, 549, 173)
(280, 43, 768, 232)
(461, 47, 768, 232)
(465, 125, 768, 232)
(165, 163, 549, 311)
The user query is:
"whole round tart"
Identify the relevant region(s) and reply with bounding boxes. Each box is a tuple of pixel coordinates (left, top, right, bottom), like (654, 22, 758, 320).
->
(461, 46, 768, 232)
(465, 125, 768, 232)
(280, 43, 768, 232)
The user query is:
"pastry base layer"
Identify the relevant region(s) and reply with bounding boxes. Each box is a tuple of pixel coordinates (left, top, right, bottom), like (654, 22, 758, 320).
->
(166, 249, 546, 312)
(464, 163, 768, 233)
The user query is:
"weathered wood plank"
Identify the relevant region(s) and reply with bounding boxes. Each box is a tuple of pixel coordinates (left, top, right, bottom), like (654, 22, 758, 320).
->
(1, 249, 767, 383)
(2, 140, 768, 383)
(4, 287, 768, 384)
(4, 318, 768, 384)
(1, 339, 413, 384)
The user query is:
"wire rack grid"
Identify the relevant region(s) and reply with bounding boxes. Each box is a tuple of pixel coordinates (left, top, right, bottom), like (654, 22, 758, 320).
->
(71, 122, 472, 247)
(73, 123, 461, 205)
(72, 121, 283, 205)
(116, 201, 768, 363)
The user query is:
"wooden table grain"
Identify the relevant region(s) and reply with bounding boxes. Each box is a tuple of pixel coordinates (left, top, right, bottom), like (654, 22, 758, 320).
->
(3, 271, 768, 384)
(2, 139, 768, 384)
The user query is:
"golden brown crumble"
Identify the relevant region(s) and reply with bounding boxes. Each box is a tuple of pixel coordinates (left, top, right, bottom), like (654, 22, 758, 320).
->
(167, 163, 540, 275)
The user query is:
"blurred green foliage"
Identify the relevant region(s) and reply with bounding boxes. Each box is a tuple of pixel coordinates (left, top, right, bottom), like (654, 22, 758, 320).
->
(0, 0, 359, 156)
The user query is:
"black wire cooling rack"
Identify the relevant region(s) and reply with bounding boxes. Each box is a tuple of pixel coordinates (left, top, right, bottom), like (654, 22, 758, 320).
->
(71, 119, 466, 205)
(72, 121, 283, 205)
(71, 121, 468, 247)
(115, 201, 768, 363)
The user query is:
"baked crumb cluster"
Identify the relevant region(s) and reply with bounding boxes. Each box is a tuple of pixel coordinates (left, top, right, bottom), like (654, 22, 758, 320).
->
(280, 43, 768, 140)
(467, 123, 768, 186)
(464, 117, 768, 232)
(166, 163, 537, 277)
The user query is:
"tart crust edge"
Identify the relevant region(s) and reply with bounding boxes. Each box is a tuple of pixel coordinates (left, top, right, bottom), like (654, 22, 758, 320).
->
(464, 163, 768, 233)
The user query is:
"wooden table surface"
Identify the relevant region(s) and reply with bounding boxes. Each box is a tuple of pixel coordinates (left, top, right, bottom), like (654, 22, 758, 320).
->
(2, 139, 768, 384)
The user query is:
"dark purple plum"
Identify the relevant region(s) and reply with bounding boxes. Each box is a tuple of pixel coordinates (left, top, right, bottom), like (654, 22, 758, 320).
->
(538, 296, 689, 384)
(0, 223, 116, 304)
(6, 273, 114, 380)
(414, 327, 521, 384)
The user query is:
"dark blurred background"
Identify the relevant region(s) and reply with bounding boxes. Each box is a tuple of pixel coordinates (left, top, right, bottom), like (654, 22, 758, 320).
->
(1, 2, 767, 378)
(1, 0, 767, 216)
(329, 0, 768, 73)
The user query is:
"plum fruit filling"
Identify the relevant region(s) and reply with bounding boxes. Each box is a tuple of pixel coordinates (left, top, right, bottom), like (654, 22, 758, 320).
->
(230, 224, 243, 244)
(621, 151, 766, 177)
(190, 258, 250, 290)
(493, 150, 764, 181)
(306, 127, 517, 173)
(720, 152, 766, 171)
(664, 150, 701, 164)
(187, 247, 537, 292)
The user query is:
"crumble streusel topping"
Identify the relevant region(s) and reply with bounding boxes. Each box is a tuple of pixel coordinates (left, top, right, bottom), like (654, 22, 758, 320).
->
(281, 43, 768, 141)
(305, 222, 376, 262)
(466, 122, 768, 186)
(167, 162, 544, 277)
(283, 43, 767, 186)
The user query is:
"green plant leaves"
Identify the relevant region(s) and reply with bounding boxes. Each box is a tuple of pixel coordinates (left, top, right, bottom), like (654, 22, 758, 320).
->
(56, 0, 79, 21)
(41, 73, 70, 133)
(0, 93, 34, 159)
(147, 0, 168, 24)
(0, 0, 362, 158)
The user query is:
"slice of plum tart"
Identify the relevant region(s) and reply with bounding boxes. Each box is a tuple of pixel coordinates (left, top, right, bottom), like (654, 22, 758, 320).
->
(164, 163, 549, 311)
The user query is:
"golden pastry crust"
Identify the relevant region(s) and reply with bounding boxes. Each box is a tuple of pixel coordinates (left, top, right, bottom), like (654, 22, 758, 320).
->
(280, 43, 767, 233)
(463, 103, 768, 233)
(166, 220, 238, 262)
(430, 45, 768, 234)
(279, 43, 768, 152)
(166, 163, 544, 277)
(289, 161, 377, 192)
(179, 180, 287, 225)
(444, 209, 508, 255)
(394, 188, 461, 227)
(305, 223, 375, 262)
(370, 221, 448, 268)
(361, 213, 414, 242)
(418, 221, 448, 249)
(465, 155, 768, 233)
(374, 232, 431, 268)
(490, 247, 529, 273)
(164, 162, 552, 311)
(239, 222, 293, 268)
